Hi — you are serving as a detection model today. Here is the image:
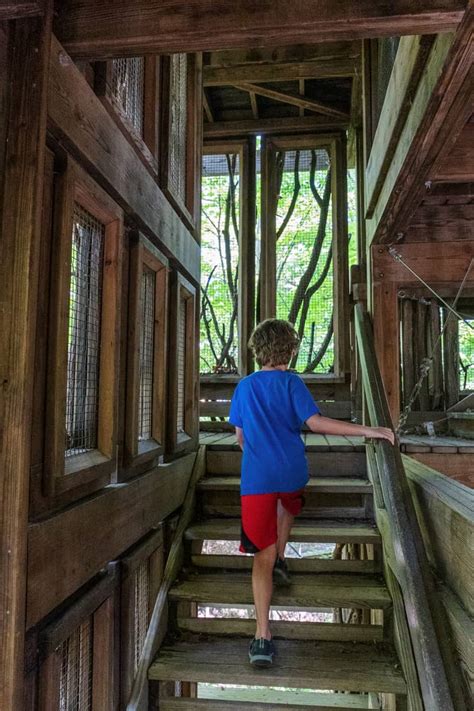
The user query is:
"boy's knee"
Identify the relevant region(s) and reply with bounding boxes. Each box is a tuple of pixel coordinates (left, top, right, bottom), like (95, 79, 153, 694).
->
(255, 543, 276, 562)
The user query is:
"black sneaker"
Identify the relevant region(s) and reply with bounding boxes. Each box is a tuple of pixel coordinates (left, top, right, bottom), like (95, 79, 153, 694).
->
(248, 637, 275, 668)
(273, 556, 291, 587)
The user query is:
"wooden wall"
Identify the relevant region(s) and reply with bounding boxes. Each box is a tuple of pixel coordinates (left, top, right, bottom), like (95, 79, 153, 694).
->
(1, 19, 202, 711)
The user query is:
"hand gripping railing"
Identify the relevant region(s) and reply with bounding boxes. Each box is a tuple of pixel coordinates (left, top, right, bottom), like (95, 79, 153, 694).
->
(354, 303, 467, 711)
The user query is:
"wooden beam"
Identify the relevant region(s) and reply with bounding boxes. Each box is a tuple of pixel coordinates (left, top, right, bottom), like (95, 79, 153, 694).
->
(202, 88, 214, 123)
(204, 57, 357, 86)
(232, 81, 350, 120)
(434, 121, 474, 182)
(298, 79, 305, 118)
(0, 0, 44, 19)
(0, 7, 52, 710)
(249, 91, 258, 120)
(55, 1, 466, 59)
(204, 114, 350, 138)
(48, 36, 200, 282)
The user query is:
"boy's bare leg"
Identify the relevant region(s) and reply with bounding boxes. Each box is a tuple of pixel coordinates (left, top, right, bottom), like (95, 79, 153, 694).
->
(277, 501, 294, 560)
(252, 543, 276, 640)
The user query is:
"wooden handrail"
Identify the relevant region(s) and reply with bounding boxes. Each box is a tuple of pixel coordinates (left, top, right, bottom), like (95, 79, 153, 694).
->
(354, 303, 467, 711)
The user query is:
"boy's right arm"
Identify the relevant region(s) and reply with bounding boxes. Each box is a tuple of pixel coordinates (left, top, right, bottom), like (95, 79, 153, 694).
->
(235, 426, 244, 450)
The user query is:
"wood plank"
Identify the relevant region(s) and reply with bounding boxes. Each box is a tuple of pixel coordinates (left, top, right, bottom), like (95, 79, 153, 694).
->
(439, 584, 474, 701)
(435, 121, 474, 182)
(47, 35, 200, 282)
(185, 519, 381, 545)
(178, 616, 384, 643)
(159, 696, 373, 711)
(191, 554, 381, 574)
(232, 82, 349, 120)
(149, 636, 406, 694)
(0, 0, 44, 19)
(26, 453, 196, 628)
(204, 114, 349, 138)
(200, 686, 379, 708)
(198, 476, 373, 494)
(170, 572, 391, 609)
(56, 1, 465, 58)
(0, 8, 52, 711)
(204, 57, 357, 86)
(205, 450, 368, 478)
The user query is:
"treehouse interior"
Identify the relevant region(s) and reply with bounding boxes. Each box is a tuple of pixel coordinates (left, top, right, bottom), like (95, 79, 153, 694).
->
(1, 2, 474, 711)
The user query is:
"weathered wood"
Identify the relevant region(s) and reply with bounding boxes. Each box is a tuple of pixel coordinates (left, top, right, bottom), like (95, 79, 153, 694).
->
(204, 58, 358, 87)
(0, 0, 44, 19)
(158, 697, 377, 711)
(47, 36, 200, 282)
(27, 453, 196, 628)
(435, 121, 474, 182)
(126, 447, 205, 711)
(204, 115, 349, 138)
(191, 554, 381, 574)
(56, 0, 465, 58)
(149, 636, 406, 694)
(439, 584, 474, 700)
(232, 82, 350, 120)
(199, 476, 372, 494)
(443, 310, 460, 408)
(0, 8, 52, 710)
(206, 449, 367, 477)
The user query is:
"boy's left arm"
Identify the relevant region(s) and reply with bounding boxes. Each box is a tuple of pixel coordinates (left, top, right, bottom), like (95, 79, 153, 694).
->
(235, 426, 244, 450)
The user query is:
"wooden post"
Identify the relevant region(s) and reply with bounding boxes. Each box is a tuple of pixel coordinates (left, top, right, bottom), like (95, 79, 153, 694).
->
(259, 135, 276, 320)
(443, 310, 460, 408)
(0, 6, 52, 710)
(372, 280, 400, 425)
(333, 132, 350, 376)
(239, 136, 256, 374)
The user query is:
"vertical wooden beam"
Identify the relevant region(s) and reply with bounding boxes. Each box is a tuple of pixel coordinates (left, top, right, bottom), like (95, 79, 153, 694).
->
(239, 137, 256, 374)
(373, 280, 400, 424)
(333, 133, 350, 376)
(259, 135, 276, 319)
(443, 312, 459, 408)
(0, 6, 52, 710)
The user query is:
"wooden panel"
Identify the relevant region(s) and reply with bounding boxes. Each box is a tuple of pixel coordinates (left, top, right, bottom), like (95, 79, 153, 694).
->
(434, 121, 474, 182)
(204, 58, 357, 86)
(0, 0, 44, 19)
(55, 0, 465, 58)
(47, 35, 200, 282)
(26, 452, 196, 628)
(0, 9, 52, 711)
(410, 453, 474, 488)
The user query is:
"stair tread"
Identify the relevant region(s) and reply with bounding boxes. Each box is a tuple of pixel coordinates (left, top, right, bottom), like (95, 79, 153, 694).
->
(191, 554, 381, 574)
(149, 636, 406, 694)
(186, 518, 381, 544)
(170, 571, 391, 608)
(159, 699, 372, 710)
(199, 477, 373, 493)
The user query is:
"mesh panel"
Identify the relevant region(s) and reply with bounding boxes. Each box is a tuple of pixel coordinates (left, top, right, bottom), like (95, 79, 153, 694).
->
(139, 267, 156, 441)
(110, 58, 145, 136)
(459, 318, 474, 390)
(176, 295, 186, 433)
(133, 561, 150, 673)
(65, 206, 104, 458)
(169, 53, 188, 203)
(200, 153, 240, 374)
(274, 149, 334, 373)
(59, 619, 93, 711)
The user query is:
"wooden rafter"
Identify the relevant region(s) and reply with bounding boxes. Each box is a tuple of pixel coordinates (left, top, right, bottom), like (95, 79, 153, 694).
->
(204, 115, 349, 138)
(204, 58, 357, 86)
(202, 88, 214, 123)
(299, 79, 305, 118)
(55, 0, 466, 59)
(249, 91, 258, 120)
(232, 82, 350, 120)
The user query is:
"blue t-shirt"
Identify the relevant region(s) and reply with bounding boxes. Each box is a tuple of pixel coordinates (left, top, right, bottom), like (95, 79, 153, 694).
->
(229, 370, 320, 495)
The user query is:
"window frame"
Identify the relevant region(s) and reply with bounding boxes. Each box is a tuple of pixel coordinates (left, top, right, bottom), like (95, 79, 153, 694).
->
(120, 528, 164, 704)
(166, 271, 198, 455)
(44, 158, 123, 499)
(124, 234, 168, 471)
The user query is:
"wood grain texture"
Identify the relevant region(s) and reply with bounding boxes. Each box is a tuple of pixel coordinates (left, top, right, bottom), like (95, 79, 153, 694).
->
(47, 35, 200, 282)
(55, 0, 465, 58)
(0, 0, 44, 19)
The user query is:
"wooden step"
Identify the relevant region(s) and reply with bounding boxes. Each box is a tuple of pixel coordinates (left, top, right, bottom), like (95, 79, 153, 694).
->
(185, 519, 381, 545)
(170, 572, 391, 609)
(198, 477, 373, 494)
(207, 450, 367, 477)
(177, 616, 385, 643)
(191, 554, 381, 574)
(158, 698, 372, 711)
(149, 636, 406, 695)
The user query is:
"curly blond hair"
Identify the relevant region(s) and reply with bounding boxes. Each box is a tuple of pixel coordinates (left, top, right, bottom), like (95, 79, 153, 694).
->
(248, 319, 300, 367)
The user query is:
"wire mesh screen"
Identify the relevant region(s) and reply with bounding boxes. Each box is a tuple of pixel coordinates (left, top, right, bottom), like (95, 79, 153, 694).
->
(200, 153, 240, 374)
(274, 149, 334, 373)
(169, 53, 188, 204)
(59, 618, 93, 711)
(65, 205, 104, 459)
(109, 58, 145, 136)
(459, 318, 474, 390)
(133, 560, 150, 673)
(139, 267, 156, 441)
(176, 294, 186, 432)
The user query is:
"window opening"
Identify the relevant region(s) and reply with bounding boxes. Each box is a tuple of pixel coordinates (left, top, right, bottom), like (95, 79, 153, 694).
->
(169, 53, 188, 204)
(459, 318, 474, 390)
(138, 267, 156, 441)
(65, 206, 104, 459)
(200, 152, 240, 374)
(59, 619, 93, 711)
(110, 57, 145, 136)
(176, 294, 186, 432)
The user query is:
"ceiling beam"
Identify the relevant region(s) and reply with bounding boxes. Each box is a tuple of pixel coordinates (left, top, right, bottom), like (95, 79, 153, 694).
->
(249, 92, 259, 120)
(55, 0, 466, 59)
(232, 82, 350, 120)
(0, 0, 44, 19)
(204, 115, 349, 138)
(204, 58, 357, 86)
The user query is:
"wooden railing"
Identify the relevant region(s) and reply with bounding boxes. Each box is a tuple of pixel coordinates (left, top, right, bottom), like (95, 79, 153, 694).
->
(354, 304, 468, 711)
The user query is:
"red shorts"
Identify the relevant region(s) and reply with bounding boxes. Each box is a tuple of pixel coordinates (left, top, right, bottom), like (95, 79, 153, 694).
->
(240, 489, 305, 554)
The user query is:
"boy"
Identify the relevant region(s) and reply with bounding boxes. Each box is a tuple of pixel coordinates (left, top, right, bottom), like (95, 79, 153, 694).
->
(229, 319, 394, 668)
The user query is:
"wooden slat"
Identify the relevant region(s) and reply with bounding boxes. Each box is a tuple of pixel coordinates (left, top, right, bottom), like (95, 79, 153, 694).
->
(186, 518, 381, 545)
(149, 636, 406, 694)
(198, 476, 373, 494)
(178, 616, 385, 643)
(191, 554, 381, 574)
(159, 696, 373, 711)
(204, 115, 349, 138)
(232, 82, 349, 120)
(0, 0, 44, 19)
(56, 0, 465, 58)
(204, 58, 357, 86)
(170, 571, 391, 609)
(48, 36, 200, 282)
(0, 8, 52, 710)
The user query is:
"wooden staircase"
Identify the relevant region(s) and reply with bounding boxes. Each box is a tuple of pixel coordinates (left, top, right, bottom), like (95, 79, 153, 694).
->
(148, 435, 407, 709)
